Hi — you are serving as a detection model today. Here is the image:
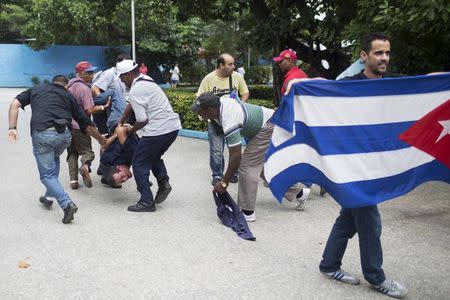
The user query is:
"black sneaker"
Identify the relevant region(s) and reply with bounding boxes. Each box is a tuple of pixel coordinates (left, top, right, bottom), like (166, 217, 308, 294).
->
(97, 166, 103, 176)
(39, 196, 53, 209)
(62, 202, 78, 224)
(230, 173, 239, 183)
(127, 202, 156, 212)
(154, 180, 172, 204)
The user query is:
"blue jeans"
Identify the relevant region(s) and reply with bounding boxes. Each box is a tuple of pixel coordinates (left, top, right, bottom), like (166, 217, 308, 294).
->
(132, 130, 178, 204)
(207, 121, 225, 179)
(94, 87, 126, 133)
(319, 205, 386, 285)
(32, 129, 73, 209)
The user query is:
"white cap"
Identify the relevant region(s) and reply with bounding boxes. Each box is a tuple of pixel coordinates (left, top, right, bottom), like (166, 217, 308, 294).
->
(115, 59, 138, 79)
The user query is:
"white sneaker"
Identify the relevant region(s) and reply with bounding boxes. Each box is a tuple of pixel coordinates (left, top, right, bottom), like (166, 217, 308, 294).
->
(296, 188, 310, 211)
(372, 278, 408, 299)
(243, 212, 256, 222)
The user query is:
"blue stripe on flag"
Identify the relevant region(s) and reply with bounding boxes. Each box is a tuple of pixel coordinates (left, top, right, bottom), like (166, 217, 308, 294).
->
(268, 121, 414, 156)
(292, 73, 450, 98)
(269, 160, 450, 208)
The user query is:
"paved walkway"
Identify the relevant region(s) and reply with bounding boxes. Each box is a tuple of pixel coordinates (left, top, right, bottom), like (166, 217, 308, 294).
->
(1, 88, 449, 299)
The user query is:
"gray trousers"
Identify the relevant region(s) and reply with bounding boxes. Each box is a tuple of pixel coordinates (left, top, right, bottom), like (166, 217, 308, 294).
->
(237, 122, 301, 211)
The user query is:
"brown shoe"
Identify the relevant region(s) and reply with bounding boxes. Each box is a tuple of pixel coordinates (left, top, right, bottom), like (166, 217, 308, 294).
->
(79, 164, 92, 188)
(70, 181, 79, 190)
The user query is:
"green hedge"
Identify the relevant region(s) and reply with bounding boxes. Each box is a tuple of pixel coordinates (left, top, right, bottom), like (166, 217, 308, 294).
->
(165, 90, 275, 131)
(248, 85, 274, 100)
(245, 65, 272, 84)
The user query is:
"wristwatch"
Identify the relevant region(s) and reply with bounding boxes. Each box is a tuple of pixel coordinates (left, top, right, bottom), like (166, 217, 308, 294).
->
(9, 126, 17, 130)
(220, 180, 228, 189)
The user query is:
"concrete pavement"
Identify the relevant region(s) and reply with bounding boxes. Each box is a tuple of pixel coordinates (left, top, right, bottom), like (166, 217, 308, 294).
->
(1, 88, 449, 299)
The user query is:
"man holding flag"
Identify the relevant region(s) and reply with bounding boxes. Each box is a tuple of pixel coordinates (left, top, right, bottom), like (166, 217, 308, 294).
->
(269, 32, 450, 298)
(318, 33, 407, 298)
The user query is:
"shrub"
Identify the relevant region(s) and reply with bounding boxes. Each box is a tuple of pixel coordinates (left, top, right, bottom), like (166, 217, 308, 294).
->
(248, 85, 274, 100)
(31, 76, 40, 85)
(165, 90, 207, 131)
(180, 63, 209, 85)
(245, 65, 272, 84)
(165, 89, 275, 131)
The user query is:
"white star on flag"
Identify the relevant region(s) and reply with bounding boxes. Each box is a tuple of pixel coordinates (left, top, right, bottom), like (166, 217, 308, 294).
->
(436, 120, 450, 143)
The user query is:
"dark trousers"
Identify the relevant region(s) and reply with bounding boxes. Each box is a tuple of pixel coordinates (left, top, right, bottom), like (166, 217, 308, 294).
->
(319, 205, 386, 285)
(132, 130, 178, 204)
(93, 112, 108, 134)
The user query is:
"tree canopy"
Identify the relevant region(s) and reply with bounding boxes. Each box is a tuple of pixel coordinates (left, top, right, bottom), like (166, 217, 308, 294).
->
(1, 0, 449, 81)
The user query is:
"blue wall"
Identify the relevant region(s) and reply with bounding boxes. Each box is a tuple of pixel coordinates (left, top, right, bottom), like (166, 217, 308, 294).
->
(0, 44, 108, 87)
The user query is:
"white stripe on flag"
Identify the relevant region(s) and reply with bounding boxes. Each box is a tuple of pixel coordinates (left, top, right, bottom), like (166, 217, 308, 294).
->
(264, 144, 435, 184)
(296, 91, 450, 126)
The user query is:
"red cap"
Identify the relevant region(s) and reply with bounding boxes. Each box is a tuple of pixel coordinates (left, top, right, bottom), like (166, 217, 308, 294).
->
(75, 61, 97, 73)
(273, 49, 297, 62)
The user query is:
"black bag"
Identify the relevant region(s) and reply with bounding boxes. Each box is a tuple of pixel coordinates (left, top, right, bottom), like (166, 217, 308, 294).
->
(53, 119, 68, 133)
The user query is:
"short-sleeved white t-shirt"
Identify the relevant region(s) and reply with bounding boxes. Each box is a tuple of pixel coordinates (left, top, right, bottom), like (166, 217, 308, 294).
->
(129, 75, 181, 136)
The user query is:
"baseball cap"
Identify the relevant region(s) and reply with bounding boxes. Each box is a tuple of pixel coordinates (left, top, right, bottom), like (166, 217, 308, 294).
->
(75, 61, 97, 73)
(115, 59, 138, 79)
(191, 92, 220, 113)
(272, 49, 297, 62)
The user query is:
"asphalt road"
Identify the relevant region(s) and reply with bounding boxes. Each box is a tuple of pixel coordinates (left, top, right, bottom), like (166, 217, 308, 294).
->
(1, 88, 449, 299)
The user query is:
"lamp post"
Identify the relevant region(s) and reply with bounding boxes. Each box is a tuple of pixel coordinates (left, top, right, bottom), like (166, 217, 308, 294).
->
(131, 0, 136, 61)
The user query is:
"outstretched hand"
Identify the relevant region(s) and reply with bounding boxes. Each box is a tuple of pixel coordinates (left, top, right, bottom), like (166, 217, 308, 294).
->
(284, 77, 327, 95)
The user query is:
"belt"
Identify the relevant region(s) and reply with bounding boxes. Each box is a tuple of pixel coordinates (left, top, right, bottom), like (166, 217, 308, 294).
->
(35, 126, 56, 132)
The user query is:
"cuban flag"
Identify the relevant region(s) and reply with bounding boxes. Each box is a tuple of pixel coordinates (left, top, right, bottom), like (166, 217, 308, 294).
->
(264, 73, 450, 208)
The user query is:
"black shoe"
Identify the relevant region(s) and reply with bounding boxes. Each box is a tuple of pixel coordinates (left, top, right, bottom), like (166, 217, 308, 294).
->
(127, 202, 156, 212)
(230, 173, 239, 183)
(101, 177, 122, 189)
(211, 177, 222, 186)
(97, 167, 103, 176)
(39, 196, 53, 209)
(62, 202, 78, 224)
(154, 180, 172, 204)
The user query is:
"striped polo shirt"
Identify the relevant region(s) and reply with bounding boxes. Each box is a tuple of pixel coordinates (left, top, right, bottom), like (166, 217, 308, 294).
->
(217, 98, 274, 147)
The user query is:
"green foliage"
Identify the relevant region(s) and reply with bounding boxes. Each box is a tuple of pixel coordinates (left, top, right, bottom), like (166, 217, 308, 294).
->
(31, 76, 40, 85)
(344, 0, 450, 73)
(112, 1, 205, 68)
(22, 0, 205, 69)
(0, 1, 29, 42)
(165, 89, 206, 131)
(178, 63, 209, 85)
(165, 89, 274, 131)
(24, 0, 113, 49)
(248, 85, 274, 100)
(245, 66, 272, 84)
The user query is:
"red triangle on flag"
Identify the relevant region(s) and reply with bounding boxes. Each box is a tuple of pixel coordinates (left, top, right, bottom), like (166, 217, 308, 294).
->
(399, 99, 450, 169)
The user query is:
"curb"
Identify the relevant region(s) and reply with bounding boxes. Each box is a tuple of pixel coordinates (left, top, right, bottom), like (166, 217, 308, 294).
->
(178, 129, 208, 140)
